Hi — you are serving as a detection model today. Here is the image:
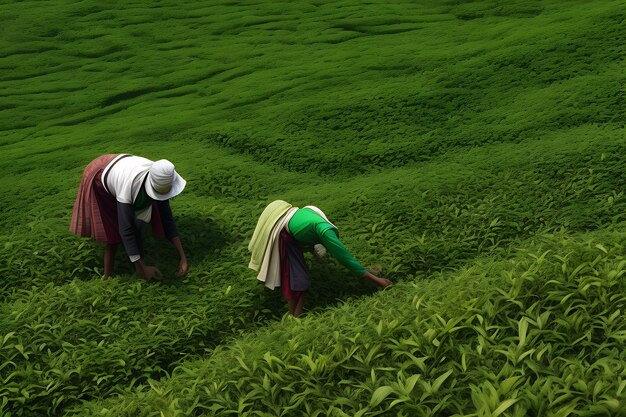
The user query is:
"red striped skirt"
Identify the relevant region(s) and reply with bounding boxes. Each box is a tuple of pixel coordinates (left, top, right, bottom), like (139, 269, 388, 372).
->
(70, 154, 164, 243)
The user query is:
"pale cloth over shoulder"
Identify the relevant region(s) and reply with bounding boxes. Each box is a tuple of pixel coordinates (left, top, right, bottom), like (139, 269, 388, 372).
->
(248, 200, 297, 289)
(248, 201, 336, 290)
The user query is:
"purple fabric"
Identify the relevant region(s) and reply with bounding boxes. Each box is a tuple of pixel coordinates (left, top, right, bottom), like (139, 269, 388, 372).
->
(279, 229, 311, 301)
(285, 233, 310, 291)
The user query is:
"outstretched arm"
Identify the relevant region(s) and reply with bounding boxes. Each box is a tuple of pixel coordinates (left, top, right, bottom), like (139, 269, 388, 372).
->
(170, 236, 188, 278)
(319, 228, 391, 287)
(117, 202, 161, 281)
(157, 200, 188, 278)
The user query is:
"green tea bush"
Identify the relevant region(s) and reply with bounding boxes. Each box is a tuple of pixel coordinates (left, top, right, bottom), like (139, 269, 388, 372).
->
(0, 225, 98, 301)
(0, 275, 282, 416)
(75, 231, 626, 416)
(0, 0, 624, 415)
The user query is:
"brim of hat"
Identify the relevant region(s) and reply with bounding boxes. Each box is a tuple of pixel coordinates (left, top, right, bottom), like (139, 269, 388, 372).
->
(146, 172, 186, 201)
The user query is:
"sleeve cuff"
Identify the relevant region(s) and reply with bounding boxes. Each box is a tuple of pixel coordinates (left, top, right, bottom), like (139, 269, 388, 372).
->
(129, 254, 141, 263)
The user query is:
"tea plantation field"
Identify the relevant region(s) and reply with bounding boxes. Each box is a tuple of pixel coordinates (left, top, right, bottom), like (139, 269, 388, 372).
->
(1, 0, 625, 415)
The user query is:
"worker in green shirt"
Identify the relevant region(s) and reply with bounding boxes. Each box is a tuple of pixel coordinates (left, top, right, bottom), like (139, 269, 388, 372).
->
(249, 200, 391, 317)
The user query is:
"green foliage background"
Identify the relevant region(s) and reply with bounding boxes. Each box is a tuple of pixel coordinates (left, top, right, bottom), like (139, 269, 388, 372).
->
(0, 0, 624, 415)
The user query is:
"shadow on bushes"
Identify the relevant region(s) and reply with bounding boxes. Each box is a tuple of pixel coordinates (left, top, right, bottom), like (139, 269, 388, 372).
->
(138, 213, 230, 280)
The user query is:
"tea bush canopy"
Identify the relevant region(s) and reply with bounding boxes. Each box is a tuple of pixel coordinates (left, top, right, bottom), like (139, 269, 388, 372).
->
(0, 0, 624, 415)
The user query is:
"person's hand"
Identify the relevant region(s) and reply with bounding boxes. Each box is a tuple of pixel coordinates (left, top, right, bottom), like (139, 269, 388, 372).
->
(376, 277, 392, 288)
(176, 258, 189, 278)
(135, 260, 162, 282)
(141, 265, 162, 282)
(364, 271, 392, 288)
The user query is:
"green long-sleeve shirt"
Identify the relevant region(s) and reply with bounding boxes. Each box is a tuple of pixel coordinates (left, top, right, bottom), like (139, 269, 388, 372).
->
(288, 208, 366, 276)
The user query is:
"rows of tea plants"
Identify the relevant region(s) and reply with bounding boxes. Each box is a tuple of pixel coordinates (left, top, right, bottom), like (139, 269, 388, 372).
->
(1, 0, 624, 415)
(189, 0, 622, 177)
(0, 77, 624, 417)
(3, 141, 624, 415)
(0, 258, 280, 415)
(75, 230, 626, 416)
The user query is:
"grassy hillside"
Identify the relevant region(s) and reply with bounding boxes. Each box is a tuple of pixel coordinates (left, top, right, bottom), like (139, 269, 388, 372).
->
(0, 0, 624, 415)
(75, 229, 626, 416)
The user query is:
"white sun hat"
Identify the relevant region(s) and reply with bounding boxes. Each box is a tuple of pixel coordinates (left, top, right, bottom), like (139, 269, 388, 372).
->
(145, 159, 186, 201)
